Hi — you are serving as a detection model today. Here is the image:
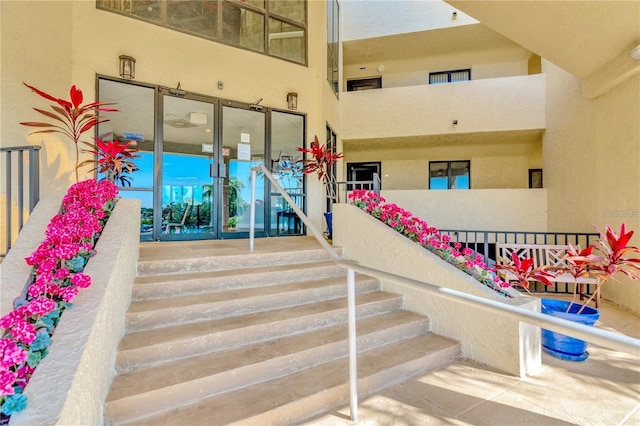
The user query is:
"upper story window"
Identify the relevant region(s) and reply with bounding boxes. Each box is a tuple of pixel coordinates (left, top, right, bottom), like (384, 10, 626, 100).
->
(346, 77, 381, 91)
(429, 69, 471, 85)
(327, 0, 340, 97)
(97, 0, 307, 65)
(429, 160, 470, 189)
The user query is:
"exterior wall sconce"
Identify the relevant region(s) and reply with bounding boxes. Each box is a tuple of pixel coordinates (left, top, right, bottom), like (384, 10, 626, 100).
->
(119, 55, 136, 80)
(452, 119, 458, 125)
(452, 11, 457, 20)
(286, 92, 298, 110)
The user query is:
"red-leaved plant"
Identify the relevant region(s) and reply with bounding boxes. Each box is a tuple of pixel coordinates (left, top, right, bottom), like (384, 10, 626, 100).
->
(297, 135, 344, 206)
(20, 83, 118, 182)
(78, 136, 140, 187)
(497, 223, 640, 314)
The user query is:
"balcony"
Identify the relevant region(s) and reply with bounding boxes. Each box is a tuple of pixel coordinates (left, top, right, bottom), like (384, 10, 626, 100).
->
(341, 74, 545, 141)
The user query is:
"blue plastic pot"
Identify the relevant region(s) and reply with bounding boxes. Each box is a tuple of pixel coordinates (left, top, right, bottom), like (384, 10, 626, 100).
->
(324, 212, 333, 240)
(541, 298, 600, 361)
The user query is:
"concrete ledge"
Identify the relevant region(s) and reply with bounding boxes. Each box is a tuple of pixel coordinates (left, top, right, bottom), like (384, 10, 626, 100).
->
(7, 198, 140, 425)
(333, 203, 541, 377)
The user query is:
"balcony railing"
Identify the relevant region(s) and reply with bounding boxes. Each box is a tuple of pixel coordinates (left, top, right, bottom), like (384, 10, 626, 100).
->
(1, 145, 41, 258)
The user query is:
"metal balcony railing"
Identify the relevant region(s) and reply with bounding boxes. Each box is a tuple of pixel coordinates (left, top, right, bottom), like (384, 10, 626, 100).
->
(1, 145, 41, 258)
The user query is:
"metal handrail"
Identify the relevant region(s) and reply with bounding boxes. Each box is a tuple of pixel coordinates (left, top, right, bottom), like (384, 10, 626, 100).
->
(1, 145, 41, 257)
(248, 165, 640, 421)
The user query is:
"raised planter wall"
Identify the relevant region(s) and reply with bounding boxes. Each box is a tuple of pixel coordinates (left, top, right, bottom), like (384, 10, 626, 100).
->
(333, 203, 541, 377)
(1, 197, 140, 425)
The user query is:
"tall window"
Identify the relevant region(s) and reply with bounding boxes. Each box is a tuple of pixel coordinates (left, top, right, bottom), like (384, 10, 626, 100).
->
(97, 0, 307, 65)
(327, 0, 339, 96)
(326, 124, 337, 210)
(429, 69, 471, 84)
(429, 161, 470, 189)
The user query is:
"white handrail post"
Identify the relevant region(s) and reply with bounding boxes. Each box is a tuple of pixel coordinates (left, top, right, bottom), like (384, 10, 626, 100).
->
(347, 268, 358, 421)
(249, 167, 257, 251)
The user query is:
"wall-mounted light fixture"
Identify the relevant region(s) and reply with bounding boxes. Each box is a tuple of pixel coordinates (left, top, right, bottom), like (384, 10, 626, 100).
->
(452, 11, 458, 20)
(452, 119, 458, 125)
(287, 92, 298, 110)
(119, 55, 136, 80)
(629, 44, 640, 61)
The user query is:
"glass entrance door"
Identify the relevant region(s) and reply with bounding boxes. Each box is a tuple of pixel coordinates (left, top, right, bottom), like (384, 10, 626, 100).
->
(159, 91, 217, 240)
(220, 104, 266, 237)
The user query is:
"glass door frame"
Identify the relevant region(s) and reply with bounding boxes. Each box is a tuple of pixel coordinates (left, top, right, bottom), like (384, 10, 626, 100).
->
(218, 99, 269, 240)
(155, 87, 219, 241)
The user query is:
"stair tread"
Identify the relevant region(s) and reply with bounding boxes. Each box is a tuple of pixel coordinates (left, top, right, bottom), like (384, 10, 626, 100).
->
(108, 310, 427, 402)
(134, 260, 339, 286)
(126, 333, 459, 426)
(128, 274, 376, 313)
(120, 291, 401, 351)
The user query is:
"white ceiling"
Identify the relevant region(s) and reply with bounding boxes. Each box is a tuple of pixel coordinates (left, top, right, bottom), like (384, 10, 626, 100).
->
(446, 0, 640, 80)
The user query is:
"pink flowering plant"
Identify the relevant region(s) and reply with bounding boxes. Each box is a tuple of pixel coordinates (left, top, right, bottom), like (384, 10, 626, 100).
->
(348, 190, 511, 297)
(0, 179, 118, 419)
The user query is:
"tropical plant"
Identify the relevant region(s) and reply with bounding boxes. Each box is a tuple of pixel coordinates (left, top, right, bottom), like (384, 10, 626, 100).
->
(78, 136, 140, 186)
(494, 252, 555, 295)
(20, 83, 117, 182)
(297, 135, 344, 207)
(562, 224, 640, 313)
(496, 223, 640, 314)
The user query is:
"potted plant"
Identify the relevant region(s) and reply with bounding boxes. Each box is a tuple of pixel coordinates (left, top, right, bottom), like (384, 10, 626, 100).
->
(297, 135, 343, 239)
(496, 223, 640, 361)
(227, 216, 238, 230)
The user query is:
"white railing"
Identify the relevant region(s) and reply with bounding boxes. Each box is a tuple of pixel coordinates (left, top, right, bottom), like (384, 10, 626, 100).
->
(249, 164, 640, 421)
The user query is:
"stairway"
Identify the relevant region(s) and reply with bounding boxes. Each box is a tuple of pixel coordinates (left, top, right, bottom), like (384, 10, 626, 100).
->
(104, 240, 461, 425)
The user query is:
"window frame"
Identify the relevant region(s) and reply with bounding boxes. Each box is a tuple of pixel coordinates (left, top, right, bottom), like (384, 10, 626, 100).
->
(327, 0, 340, 98)
(428, 160, 471, 190)
(429, 68, 471, 85)
(346, 77, 382, 92)
(96, 0, 308, 66)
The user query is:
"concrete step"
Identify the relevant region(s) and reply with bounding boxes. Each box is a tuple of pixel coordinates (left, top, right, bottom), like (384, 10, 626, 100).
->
(137, 247, 338, 277)
(132, 260, 343, 300)
(126, 274, 379, 333)
(120, 333, 460, 426)
(105, 311, 431, 424)
(117, 291, 403, 373)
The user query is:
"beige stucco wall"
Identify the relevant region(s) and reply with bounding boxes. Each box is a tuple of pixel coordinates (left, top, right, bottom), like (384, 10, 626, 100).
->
(0, 0, 334, 232)
(345, 136, 542, 190)
(333, 203, 541, 377)
(341, 74, 545, 140)
(381, 189, 547, 231)
(5, 198, 140, 425)
(344, 46, 530, 89)
(543, 61, 640, 314)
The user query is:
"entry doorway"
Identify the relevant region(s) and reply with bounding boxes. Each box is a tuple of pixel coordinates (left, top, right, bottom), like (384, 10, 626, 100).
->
(96, 77, 303, 241)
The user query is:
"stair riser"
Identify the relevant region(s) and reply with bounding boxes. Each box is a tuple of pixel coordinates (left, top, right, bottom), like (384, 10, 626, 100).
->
(117, 296, 403, 373)
(137, 249, 334, 277)
(105, 319, 430, 425)
(133, 264, 346, 300)
(236, 344, 461, 426)
(127, 278, 380, 333)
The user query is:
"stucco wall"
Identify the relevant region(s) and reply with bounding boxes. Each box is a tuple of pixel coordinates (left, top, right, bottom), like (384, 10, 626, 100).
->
(381, 188, 547, 232)
(7, 198, 140, 426)
(333, 203, 541, 377)
(543, 61, 640, 314)
(341, 74, 545, 140)
(0, 0, 333, 233)
(344, 136, 543, 191)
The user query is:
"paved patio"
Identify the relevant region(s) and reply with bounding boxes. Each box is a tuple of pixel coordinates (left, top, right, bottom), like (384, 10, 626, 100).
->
(305, 294, 640, 425)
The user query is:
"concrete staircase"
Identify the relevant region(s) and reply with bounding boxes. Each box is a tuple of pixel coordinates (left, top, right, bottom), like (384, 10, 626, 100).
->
(104, 243, 460, 425)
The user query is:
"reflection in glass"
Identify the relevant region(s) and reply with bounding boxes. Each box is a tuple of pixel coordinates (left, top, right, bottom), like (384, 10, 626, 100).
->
(162, 96, 215, 235)
(269, 19, 305, 63)
(270, 111, 304, 235)
(222, 106, 265, 233)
